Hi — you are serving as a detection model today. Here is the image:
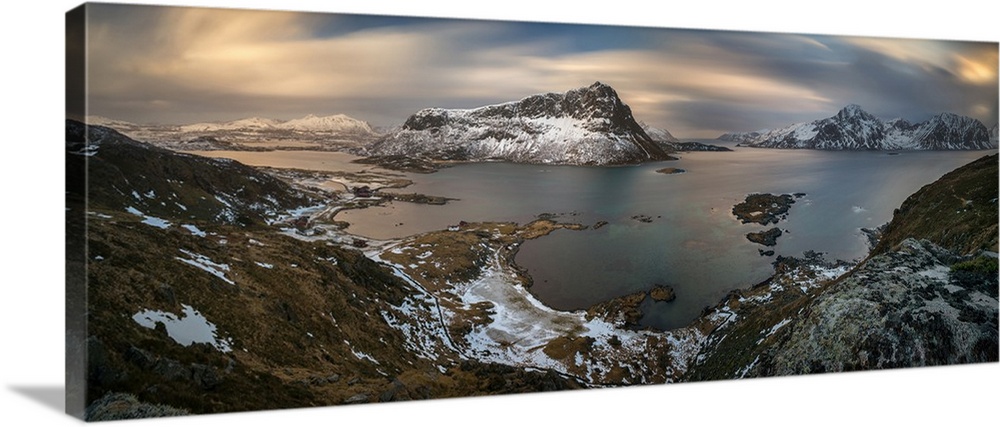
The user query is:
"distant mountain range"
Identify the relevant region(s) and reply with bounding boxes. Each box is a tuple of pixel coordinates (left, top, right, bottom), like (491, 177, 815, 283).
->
(717, 130, 766, 143)
(720, 104, 995, 150)
(85, 114, 379, 151)
(366, 82, 675, 165)
(178, 114, 375, 134)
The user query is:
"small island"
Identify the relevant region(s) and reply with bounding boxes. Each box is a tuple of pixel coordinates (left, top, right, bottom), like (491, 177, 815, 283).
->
(649, 285, 676, 302)
(746, 227, 782, 246)
(656, 167, 686, 174)
(732, 193, 802, 225)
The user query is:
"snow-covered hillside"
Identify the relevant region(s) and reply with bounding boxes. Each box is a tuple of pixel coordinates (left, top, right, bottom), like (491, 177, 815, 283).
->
(738, 105, 994, 150)
(366, 82, 675, 165)
(717, 130, 766, 143)
(640, 122, 680, 143)
(276, 114, 374, 133)
(84, 113, 379, 151)
(179, 117, 280, 133)
(179, 114, 374, 134)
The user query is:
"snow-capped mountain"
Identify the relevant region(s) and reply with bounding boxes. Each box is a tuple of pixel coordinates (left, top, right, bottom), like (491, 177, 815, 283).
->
(717, 130, 766, 143)
(906, 113, 994, 150)
(86, 113, 379, 151)
(366, 82, 674, 165)
(179, 117, 280, 133)
(178, 114, 376, 135)
(988, 123, 997, 144)
(740, 105, 994, 150)
(85, 115, 141, 129)
(640, 122, 680, 143)
(275, 114, 374, 133)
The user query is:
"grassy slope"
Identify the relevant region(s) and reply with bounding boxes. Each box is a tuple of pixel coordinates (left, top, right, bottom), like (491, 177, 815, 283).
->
(874, 154, 998, 256)
(75, 122, 579, 418)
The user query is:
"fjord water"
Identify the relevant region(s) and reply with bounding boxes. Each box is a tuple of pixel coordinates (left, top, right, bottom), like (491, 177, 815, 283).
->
(338, 146, 994, 330)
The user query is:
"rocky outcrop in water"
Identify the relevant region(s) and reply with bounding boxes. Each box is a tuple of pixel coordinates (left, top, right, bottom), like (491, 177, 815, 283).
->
(732, 193, 799, 226)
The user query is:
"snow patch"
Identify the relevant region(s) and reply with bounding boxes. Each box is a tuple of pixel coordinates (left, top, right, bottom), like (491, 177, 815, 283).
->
(175, 249, 234, 285)
(132, 304, 233, 352)
(181, 224, 207, 237)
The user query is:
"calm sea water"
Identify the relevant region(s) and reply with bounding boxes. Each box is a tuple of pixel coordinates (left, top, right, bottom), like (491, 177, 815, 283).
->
(196, 146, 996, 330)
(340, 146, 994, 329)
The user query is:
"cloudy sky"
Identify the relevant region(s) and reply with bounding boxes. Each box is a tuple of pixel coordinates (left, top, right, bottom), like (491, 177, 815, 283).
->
(76, 3, 998, 138)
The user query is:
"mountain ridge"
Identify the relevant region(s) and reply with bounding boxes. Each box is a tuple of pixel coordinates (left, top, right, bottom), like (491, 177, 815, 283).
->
(365, 82, 676, 165)
(732, 105, 994, 150)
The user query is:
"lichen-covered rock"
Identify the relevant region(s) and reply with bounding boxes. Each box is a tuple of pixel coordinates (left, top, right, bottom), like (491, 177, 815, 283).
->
(760, 239, 998, 374)
(85, 393, 189, 421)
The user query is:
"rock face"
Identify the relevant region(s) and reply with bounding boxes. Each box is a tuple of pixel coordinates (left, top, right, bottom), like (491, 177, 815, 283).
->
(762, 239, 998, 374)
(738, 105, 994, 150)
(366, 82, 675, 165)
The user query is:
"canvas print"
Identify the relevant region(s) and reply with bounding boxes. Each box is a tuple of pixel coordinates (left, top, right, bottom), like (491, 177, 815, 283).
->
(66, 2, 999, 421)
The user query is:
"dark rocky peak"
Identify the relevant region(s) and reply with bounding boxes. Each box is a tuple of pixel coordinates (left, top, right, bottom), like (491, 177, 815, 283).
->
(833, 104, 879, 123)
(402, 108, 450, 131)
(505, 92, 563, 118)
(886, 117, 917, 131)
(561, 81, 629, 121)
(926, 112, 983, 129)
(66, 119, 147, 150)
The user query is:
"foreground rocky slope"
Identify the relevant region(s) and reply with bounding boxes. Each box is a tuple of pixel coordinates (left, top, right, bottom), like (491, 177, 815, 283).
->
(70, 121, 580, 419)
(687, 154, 998, 379)
(366, 82, 675, 165)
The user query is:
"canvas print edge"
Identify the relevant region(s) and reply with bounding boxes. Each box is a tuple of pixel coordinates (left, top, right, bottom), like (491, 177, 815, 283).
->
(64, 0, 1000, 424)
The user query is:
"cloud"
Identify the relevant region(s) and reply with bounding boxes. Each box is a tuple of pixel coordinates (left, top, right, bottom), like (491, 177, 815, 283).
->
(83, 4, 998, 136)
